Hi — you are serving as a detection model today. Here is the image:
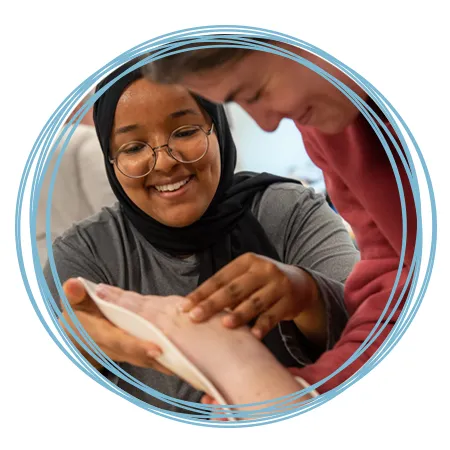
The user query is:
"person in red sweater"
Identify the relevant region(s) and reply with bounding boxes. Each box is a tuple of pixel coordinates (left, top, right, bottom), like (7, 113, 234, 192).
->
(138, 39, 416, 395)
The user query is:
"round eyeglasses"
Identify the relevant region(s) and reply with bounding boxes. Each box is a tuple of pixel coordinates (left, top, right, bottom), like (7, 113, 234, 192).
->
(110, 123, 215, 179)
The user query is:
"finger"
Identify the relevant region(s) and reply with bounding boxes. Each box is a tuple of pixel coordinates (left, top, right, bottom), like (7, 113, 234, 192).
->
(251, 297, 292, 339)
(63, 278, 89, 307)
(186, 272, 268, 323)
(200, 394, 217, 405)
(221, 282, 281, 328)
(200, 397, 228, 422)
(182, 253, 257, 311)
(73, 307, 163, 363)
(97, 327, 173, 375)
(202, 397, 228, 422)
(105, 346, 173, 375)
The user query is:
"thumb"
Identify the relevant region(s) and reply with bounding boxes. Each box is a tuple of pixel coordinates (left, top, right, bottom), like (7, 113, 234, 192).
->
(63, 278, 89, 306)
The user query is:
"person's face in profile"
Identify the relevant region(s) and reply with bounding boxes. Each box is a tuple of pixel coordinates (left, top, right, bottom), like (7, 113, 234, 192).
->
(110, 78, 221, 228)
(178, 42, 368, 135)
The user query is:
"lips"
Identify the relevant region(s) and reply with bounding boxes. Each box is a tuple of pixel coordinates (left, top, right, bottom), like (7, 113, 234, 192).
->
(154, 176, 191, 193)
(149, 175, 194, 194)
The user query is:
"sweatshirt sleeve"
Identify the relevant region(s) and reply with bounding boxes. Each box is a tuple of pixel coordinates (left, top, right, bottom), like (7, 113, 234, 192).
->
(289, 256, 408, 392)
(286, 146, 414, 392)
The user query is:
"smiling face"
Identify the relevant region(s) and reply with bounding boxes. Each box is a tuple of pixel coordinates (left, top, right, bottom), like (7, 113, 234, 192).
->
(177, 42, 368, 134)
(110, 78, 221, 227)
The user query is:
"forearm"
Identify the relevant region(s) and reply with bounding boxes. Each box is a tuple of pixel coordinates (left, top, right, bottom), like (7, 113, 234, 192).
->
(142, 302, 312, 411)
(294, 268, 349, 350)
(289, 265, 327, 348)
(283, 264, 337, 349)
(209, 336, 311, 411)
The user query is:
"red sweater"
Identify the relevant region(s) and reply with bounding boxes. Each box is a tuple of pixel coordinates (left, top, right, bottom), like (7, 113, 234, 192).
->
(290, 111, 416, 392)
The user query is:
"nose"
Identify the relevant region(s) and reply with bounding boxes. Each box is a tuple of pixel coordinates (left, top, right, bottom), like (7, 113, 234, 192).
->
(153, 145, 179, 173)
(255, 116, 282, 133)
(239, 103, 283, 133)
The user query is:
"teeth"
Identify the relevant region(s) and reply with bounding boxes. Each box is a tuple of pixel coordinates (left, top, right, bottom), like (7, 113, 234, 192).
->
(154, 177, 190, 192)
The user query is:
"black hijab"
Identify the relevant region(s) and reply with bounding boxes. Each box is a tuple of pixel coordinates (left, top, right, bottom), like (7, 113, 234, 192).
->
(93, 60, 319, 368)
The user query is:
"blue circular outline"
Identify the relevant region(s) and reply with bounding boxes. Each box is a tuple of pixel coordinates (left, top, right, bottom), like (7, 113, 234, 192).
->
(15, 25, 437, 427)
(19, 29, 430, 426)
(19, 35, 420, 422)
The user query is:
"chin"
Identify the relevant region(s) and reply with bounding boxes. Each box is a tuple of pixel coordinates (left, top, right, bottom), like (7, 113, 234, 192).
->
(156, 211, 203, 228)
(157, 217, 195, 228)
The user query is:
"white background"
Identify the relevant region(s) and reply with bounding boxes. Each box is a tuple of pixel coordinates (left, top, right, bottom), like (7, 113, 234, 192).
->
(1, 1, 449, 448)
(228, 104, 326, 191)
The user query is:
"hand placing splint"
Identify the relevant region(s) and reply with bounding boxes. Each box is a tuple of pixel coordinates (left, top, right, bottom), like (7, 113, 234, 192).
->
(60, 278, 172, 374)
(180, 253, 327, 348)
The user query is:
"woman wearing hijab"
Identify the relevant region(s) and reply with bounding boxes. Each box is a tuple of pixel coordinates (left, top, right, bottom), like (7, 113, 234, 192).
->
(45, 60, 359, 412)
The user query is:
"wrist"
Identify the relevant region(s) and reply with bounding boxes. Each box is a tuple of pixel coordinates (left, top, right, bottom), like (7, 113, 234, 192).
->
(59, 316, 104, 370)
(288, 267, 328, 348)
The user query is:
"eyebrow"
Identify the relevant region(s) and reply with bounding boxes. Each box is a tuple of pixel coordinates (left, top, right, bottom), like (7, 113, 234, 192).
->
(114, 109, 200, 136)
(114, 124, 139, 135)
(169, 108, 200, 119)
(224, 85, 244, 104)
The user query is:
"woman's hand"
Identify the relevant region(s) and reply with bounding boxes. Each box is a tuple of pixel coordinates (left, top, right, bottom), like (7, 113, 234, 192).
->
(59, 278, 172, 374)
(180, 253, 328, 348)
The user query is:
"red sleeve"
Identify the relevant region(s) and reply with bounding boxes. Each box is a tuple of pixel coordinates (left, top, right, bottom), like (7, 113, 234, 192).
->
(289, 259, 409, 392)
(289, 167, 413, 392)
(293, 123, 416, 393)
(292, 117, 416, 392)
